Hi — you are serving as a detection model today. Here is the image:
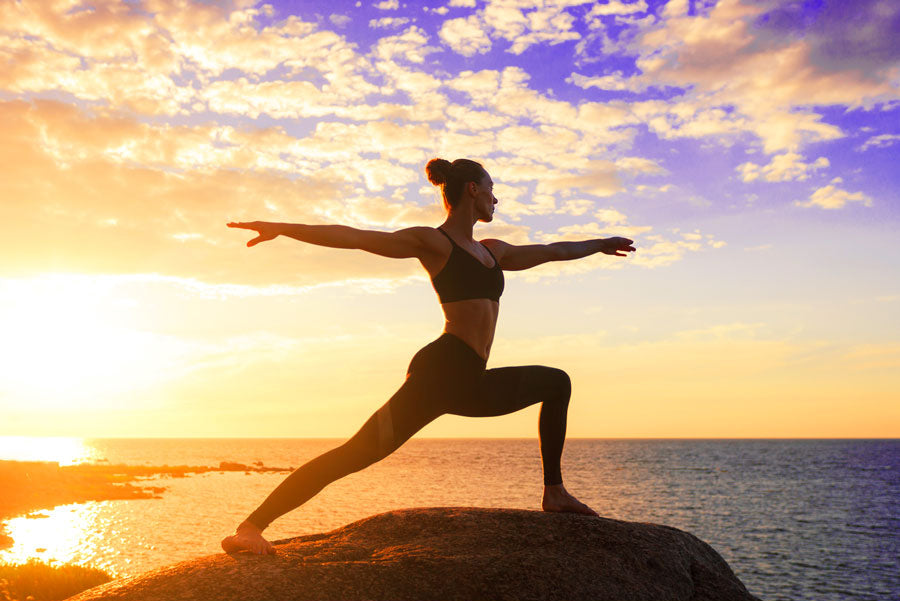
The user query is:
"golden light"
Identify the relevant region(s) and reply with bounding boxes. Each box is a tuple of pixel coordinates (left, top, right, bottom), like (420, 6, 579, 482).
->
(0, 274, 186, 410)
(0, 502, 122, 576)
(0, 436, 97, 465)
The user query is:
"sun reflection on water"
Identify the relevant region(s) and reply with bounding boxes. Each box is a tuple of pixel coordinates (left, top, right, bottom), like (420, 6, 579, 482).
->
(0, 503, 121, 574)
(0, 437, 98, 465)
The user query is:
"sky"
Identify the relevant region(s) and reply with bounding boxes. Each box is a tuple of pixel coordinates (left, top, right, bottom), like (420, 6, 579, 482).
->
(1, 0, 898, 439)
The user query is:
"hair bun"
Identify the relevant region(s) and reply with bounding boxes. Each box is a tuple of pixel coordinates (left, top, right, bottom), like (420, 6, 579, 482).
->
(425, 158, 452, 186)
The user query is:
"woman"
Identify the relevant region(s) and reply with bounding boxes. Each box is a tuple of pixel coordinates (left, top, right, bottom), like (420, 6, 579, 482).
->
(222, 158, 636, 554)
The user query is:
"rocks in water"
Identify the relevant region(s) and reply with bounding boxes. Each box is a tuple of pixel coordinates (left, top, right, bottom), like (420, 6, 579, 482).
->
(67, 507, 762, 601)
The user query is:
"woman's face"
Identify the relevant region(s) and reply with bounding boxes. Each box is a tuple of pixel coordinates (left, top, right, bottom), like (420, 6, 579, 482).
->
(473, 172, 497, 222)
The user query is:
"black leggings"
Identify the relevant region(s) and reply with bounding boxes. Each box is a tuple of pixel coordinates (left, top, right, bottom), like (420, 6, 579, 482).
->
(246, 333, 572, 530)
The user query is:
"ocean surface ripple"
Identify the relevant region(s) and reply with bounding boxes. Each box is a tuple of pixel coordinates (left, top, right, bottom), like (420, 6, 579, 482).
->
(1, 438, 897, 601)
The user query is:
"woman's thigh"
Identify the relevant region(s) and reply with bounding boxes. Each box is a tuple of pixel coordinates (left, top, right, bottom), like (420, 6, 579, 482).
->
(366, 373, 444, 457)
(449, 365, 570, 418)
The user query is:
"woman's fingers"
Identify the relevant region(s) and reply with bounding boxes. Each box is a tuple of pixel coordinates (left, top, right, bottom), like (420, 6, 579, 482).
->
(227, 222, 271, 247)
(227, 221, 254, 229)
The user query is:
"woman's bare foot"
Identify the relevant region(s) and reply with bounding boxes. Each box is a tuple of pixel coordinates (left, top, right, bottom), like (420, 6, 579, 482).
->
(221, 521, 276, 555)
(541, 484, 599, 517)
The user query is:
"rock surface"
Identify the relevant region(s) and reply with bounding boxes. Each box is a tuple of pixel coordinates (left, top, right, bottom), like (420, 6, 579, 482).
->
(67, 507, 762, 601)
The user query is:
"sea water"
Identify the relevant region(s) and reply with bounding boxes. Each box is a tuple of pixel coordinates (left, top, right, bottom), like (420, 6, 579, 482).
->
(0, 438, 897, 601)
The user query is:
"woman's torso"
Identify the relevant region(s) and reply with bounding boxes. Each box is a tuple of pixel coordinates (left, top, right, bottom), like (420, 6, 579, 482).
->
(441, 299, 499, 360)
(419, 227, 502, 361)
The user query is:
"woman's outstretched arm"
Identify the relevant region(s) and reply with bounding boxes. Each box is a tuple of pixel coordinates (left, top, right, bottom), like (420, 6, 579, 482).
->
(226, 221, 436, 260)
(482, 237, 636, 271)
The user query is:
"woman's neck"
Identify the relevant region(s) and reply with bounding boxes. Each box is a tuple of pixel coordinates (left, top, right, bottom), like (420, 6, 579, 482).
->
(441, 210, 477, 241)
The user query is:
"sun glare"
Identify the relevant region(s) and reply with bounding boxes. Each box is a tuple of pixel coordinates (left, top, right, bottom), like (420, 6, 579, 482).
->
(0, 503, 119, 575)
(0, 275, 180, 410)
(0, 436, 97, 465)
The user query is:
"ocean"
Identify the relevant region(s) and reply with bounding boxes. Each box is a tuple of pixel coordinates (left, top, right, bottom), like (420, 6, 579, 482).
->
(0, 438, 897, 601)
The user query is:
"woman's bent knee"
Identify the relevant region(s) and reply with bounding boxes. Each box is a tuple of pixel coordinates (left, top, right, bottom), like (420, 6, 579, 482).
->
(524, 366, 571, 404)
(548, 367, 571, 403)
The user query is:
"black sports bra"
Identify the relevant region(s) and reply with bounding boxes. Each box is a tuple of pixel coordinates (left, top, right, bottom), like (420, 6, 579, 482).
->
(431, 228, 504, 304)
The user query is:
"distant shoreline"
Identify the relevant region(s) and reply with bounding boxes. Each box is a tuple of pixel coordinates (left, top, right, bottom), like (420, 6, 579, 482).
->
(0, 459, 292, 550)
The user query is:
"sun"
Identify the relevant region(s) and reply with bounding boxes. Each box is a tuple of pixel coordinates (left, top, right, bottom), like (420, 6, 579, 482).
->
(0, 274, 176, 410)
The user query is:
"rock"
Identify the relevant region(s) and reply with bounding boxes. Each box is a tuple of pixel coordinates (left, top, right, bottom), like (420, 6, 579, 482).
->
(67, 507, 762, 601)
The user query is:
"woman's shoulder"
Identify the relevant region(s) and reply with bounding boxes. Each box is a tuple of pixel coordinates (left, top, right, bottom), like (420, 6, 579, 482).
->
(394, 226, 445, 244)
(479, 237, 510, 258)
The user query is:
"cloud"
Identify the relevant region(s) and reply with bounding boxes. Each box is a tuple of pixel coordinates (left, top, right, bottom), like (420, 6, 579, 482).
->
(568, 71, 651, 93)
(625, 0, 900, 152)
(445, 105, 514, 131)
(737, 153, 829, 183)
(629, 235, 705, 268)
(521, 218, 722, 278)
(0, 0, 729, 288)
(445, 68, 501, 103)
(0, 2, 384, 117)
(491, 186, 557, 221)
(372, 26, 439, 63)
(370, 17, 412, 28)
(495, 125, 581, 163)
(535, 160, 622, 197)
(439, 14, 492, 56)
(586, 1, 649, 18)
(375, 0, 400, 9)
(594, 208, 628, 225)
(614, 156, 667, 175)
(796, 177, 874, 210)
(329, 14, 352, 28)
(439, 1, 594, 56)
(857, 133, 900, 152)
(758, 0, 900, 82)
(447, 66, 637, 152)
(0, 99, 434, 286)
(482, 1, 581, 55)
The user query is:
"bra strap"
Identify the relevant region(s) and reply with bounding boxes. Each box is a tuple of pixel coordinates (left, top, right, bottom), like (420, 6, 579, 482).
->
(436, 227, 457, 246)
(481, 242, 498, 264)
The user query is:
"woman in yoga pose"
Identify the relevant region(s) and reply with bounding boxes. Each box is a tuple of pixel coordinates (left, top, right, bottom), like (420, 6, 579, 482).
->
(222, 158, 636, 554)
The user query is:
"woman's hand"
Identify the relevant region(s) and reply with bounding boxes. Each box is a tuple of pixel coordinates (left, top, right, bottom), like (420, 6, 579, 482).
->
(602, 237, 636, 257)
(226, 221, 283, 247)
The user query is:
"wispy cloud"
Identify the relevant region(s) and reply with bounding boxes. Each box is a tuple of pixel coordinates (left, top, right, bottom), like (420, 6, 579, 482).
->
(796, 177, 874, 210)
(737, 153, 830, 183)
(857, 134, 900, 152)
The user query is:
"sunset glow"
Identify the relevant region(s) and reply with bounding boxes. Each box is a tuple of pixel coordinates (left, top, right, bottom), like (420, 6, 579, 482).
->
(0, 504, 107, 571)
(0, 276, 190, 410)
(1, 0, 898, 438)
(0, 437, 96, 466)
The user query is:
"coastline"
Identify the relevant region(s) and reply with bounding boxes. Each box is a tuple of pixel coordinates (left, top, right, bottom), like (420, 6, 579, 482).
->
(0, 459, 290, 550)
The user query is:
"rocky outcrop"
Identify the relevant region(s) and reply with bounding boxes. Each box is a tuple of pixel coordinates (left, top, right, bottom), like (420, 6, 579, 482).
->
(0, 459, 291, 529)
(67, 507, 762, 601)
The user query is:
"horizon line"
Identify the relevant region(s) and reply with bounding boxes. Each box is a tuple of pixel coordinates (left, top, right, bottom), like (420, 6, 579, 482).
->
(1, 435, 897, 441)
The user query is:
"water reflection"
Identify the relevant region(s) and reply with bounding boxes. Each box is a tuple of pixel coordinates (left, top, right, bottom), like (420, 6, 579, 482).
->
(0, 437, 97, 465)
(0, 503, 117, 573)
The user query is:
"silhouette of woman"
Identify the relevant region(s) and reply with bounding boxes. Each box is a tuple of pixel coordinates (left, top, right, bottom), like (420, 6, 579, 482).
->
(222, 158, 636, 554)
